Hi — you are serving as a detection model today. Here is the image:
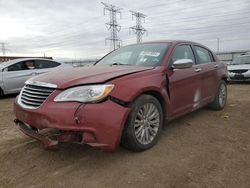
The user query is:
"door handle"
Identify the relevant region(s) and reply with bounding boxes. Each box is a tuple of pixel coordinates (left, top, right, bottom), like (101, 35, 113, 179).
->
(30, 72, 38, 76)
(195, 68, 202, 72)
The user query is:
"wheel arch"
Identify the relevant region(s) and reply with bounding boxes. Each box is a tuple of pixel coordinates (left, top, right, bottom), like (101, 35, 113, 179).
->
(222, 76, 228, 84)
(121, 89, 167, 129)
(140, 90, 166, 116)
(121, 91, 166, 151)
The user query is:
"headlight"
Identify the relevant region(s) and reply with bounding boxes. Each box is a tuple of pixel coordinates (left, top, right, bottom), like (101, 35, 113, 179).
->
(54, 84, 114, 103)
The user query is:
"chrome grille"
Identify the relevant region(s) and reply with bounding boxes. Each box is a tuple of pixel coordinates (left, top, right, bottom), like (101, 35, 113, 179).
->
(20, 84, 55, 109)
(229, 69, 248, 74)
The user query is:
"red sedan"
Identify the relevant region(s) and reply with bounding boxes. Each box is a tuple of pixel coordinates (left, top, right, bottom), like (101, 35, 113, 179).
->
(14, 40, 228, 152)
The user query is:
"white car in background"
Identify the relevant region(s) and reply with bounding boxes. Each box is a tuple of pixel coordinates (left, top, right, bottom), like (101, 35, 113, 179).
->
(228, 53, 250, 82)
(0, 58, 69, 96)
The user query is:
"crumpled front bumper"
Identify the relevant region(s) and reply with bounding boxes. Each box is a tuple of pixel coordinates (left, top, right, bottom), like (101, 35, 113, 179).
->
(14, 119, 66, 150)
(14, 96, 131, 151)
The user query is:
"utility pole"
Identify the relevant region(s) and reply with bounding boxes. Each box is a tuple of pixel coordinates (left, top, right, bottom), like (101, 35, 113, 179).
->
(217, 38, 220, 53)
(129, 10, 147, 43)
(0, 42, 10, 56)
(101, 2, 122, 51)
(1, 42, 6, 56)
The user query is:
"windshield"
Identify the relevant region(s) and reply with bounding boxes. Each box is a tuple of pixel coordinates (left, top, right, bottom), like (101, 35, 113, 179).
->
(95, 43, 169, 67)
(231, 56, 250, 65)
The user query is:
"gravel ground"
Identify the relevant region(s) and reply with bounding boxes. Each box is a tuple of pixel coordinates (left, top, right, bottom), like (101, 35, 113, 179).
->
(0, 84, 250, 188)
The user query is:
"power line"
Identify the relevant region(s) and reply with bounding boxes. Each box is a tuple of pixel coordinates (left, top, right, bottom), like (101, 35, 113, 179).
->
(101, 2, 122, 51)
(26, 9, 250, 46)
(140, 0, 249, 14)
(4, 1, 250, 53)
(12, 1, 249, 45)
(149, 10, 250, 25)
(148, 21, 250, 32)
(217, 38, 220, 53)
(129, 10, 147, 43)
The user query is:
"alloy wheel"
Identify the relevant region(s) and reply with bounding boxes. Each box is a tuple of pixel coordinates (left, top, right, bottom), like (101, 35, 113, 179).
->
(134, 103, 160, 145)
(219, 84, 227, 107)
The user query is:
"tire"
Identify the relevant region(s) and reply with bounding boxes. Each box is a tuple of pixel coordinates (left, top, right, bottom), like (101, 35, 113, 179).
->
(209, 80, 227, 110)
(0, 87, 3, 98)
(122, 95, 163, 152)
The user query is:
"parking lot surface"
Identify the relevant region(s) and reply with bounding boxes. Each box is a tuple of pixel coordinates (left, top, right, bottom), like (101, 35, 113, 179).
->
(0, 84, 250, 188)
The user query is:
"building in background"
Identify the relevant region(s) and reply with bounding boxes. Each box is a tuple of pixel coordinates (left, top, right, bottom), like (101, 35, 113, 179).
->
(216, 50, 250, 64)
(0, 56, 53, 63)
(65, 59, 98, 67)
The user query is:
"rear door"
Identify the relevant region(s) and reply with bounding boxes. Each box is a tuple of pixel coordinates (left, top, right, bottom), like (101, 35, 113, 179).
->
(34, 60, 61, 75)
(168, 44, 203, 117)
(2, 60, 36, 94)
(193, 46, 218, 103)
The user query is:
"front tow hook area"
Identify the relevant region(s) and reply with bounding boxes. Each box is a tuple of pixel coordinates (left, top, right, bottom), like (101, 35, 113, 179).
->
(14, 119, 59, 150)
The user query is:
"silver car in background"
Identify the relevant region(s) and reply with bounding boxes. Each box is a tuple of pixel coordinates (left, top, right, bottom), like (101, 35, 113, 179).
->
(0, 58, 69, 96)
(228, 53, 250, 82)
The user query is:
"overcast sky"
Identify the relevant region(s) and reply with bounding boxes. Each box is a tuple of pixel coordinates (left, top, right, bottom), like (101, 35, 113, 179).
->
(0, 0, 250, 60)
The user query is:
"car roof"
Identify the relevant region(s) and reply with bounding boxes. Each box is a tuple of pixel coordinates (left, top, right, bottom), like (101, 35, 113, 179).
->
(123, 40, 213, 55)
(127, 40, 209, 48)
(141, 40, 192, 44)
(0, 58, 60, 69)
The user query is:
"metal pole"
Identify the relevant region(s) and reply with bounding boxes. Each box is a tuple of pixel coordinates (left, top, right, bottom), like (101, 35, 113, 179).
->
(217, 38, 220, 53)
(130, 11, 147, 43)
(101, 2, 122, 51)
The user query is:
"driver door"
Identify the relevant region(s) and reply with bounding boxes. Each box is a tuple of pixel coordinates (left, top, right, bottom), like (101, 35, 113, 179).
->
(168, 44, 203, 117)
(2, 60, 35, 94)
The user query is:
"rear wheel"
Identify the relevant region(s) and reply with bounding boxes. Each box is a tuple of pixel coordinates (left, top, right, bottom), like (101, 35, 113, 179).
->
(209, 80, 227, 110)
(122, 95, 163, 152)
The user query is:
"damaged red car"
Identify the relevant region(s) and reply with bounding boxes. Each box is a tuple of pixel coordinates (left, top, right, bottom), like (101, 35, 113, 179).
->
(14, 40, 228, 152)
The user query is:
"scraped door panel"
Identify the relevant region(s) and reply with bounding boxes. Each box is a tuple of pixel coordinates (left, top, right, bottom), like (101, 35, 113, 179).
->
(169, 65, 202, 116)
(168, 44, 203, 117)
(194, 46, 218, 104)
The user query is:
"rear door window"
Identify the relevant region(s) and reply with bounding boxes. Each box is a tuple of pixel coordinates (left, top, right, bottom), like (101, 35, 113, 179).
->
(35, 60, 60, 69)
(194, 46, 213, 64)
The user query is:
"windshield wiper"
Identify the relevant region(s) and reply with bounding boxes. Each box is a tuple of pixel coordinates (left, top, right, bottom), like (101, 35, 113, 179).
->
(110, 62, 130, 66)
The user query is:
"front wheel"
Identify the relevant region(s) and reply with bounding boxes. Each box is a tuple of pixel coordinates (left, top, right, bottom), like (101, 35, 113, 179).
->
(209, 80, 227, 110)
(122, 95, 163, 152)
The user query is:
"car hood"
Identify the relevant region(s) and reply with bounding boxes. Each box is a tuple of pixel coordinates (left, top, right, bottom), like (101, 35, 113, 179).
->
(228, 64, 250, 71)
(29, 65, 154, 89)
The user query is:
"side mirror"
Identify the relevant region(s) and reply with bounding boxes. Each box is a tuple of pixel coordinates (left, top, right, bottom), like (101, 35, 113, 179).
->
(171, 59, 193, 69)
